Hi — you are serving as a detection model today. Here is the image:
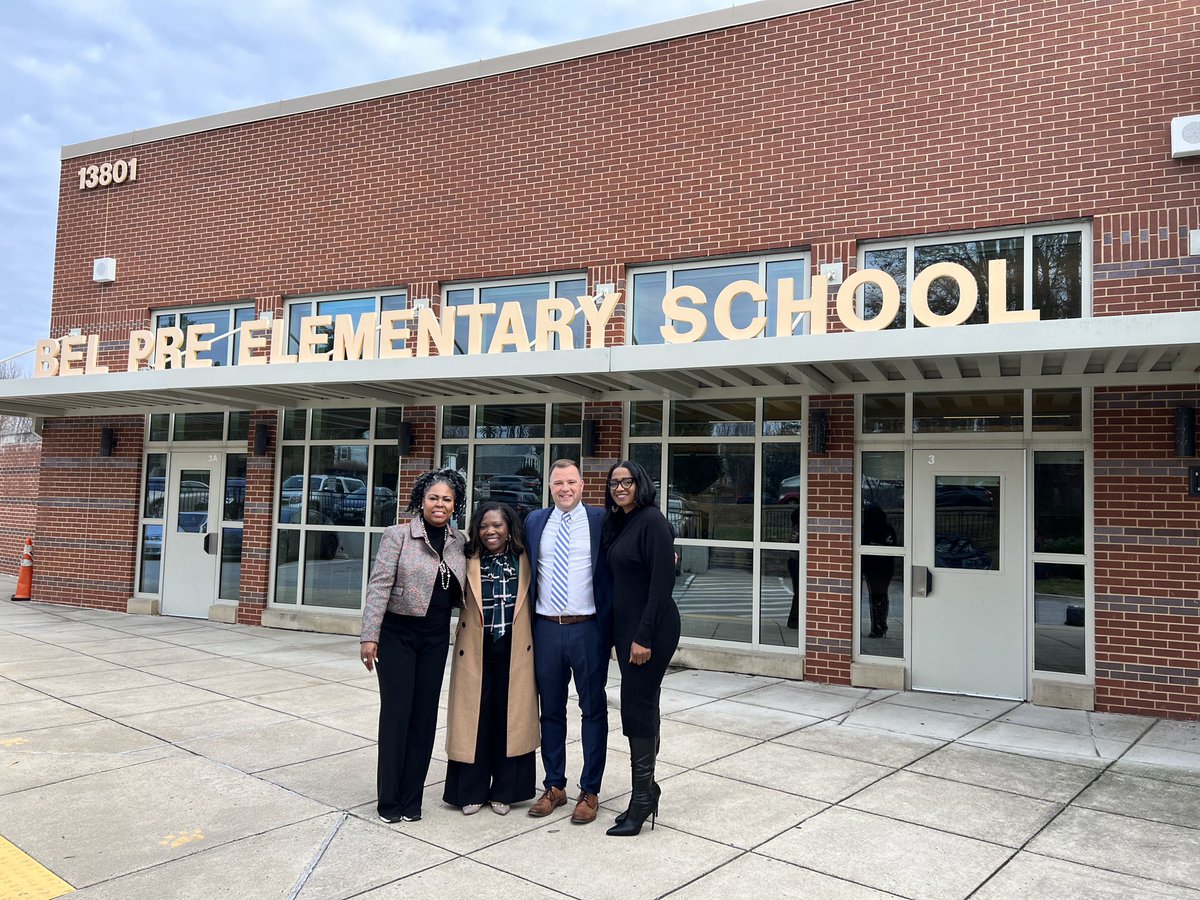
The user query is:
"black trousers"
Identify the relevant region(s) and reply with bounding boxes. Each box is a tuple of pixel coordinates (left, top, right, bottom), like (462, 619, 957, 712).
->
(376, 612, 448, 819)
(443, 631, 536, 806)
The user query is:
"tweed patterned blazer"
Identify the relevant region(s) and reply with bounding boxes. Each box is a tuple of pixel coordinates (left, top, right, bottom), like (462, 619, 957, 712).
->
(360, 517, 468, 643)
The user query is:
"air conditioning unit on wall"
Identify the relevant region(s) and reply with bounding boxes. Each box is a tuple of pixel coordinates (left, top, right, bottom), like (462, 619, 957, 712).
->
(1171, 115, 1200, 158)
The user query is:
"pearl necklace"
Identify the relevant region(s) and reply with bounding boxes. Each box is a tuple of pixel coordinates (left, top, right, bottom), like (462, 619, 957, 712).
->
(421, 522, 452, 590)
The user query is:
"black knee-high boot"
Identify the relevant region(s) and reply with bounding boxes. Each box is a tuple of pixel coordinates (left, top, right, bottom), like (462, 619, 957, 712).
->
(615, 716, 661, 826)
(607, 736, 657, 837)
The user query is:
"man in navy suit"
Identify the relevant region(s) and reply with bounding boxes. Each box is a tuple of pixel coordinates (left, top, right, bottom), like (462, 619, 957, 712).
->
(523, 459, 612, 824)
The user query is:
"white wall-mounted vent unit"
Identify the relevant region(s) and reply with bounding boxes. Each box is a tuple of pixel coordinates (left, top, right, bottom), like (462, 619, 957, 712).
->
(1171, 115, 1200, 159)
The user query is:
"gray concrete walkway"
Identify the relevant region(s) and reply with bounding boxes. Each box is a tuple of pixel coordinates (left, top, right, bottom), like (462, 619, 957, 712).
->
(1, 591, 1198, 899)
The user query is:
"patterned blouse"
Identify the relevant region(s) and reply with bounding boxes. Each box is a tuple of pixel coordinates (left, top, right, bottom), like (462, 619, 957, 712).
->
(480, 550, 519, 642)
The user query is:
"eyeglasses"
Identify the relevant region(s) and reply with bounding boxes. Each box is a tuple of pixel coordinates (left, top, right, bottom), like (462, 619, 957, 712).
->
(608, 477, 635, 490)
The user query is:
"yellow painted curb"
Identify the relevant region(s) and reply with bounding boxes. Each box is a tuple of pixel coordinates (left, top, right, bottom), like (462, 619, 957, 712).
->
(0, 835, 74, 900)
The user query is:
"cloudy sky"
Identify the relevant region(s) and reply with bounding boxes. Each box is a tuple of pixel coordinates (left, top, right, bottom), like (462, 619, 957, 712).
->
(0, 0, 735, 371)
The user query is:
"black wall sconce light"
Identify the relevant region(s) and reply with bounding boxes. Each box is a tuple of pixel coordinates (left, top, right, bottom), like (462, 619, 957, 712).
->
(583, 420, 600, 457)
(809, 409, 829, 456)
(397, 421, 413, 456)
(99, 427, 116, 457)
(253, 423, 272, 457)
(1176, 407, 1196, 458)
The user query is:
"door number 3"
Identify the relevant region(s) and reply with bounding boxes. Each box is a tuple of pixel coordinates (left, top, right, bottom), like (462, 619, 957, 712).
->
(928, 455, 936, 464)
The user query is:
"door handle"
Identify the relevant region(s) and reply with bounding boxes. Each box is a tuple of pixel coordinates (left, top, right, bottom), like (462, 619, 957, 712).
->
(912, 565, 932, 597)
(203, 533, 216, 555)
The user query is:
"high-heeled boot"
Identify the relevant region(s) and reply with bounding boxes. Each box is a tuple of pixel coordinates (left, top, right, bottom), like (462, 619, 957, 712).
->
(607, 736, 658, 836)
(615, 720, 661, 826)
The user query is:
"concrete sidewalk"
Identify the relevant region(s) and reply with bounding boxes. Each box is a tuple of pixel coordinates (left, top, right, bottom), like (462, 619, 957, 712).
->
(1, 592, 1198, 899)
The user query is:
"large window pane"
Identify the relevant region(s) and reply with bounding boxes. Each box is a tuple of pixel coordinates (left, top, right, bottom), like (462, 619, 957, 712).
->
(223, 453, 247, 522)
(862, 451, 904, 547)
(862, 247, 907, 329)
(180, 309, 233, 366)
(934, 475, 1000, 571)
(309, 445, 369, 525)
(139, 524, 162, 594)
(550, 404, 582, 438)
(476, 404, 545, 439)
(859, 560, 903, 657)
(759, 549, 800, 648)
(1034, 451, 1085, 555)
(862, 394, 905, 435)
(668, 443, 755, 541)
(283, 409, 306, 440)
(311, 408, 370, 440)
(473, 444, 543, 522)
(630, 401, 663, 437)
(1033, 232, 1083, 320)
(631, 258, 808, 345)
(763, 399, 803, 436)
(227, 411, 249, 443)
(670, 400, 755, 437)
(173, 412, 224, 441)
(443, 406, 470, 439)
(287, 302, 312, 355)
(231, 306, 256, 364)
(144, 453, 167, 517)
(277, 446, 305, 523)
(375, 407, 404, 440)
(1034, 562, 1085, 674)
(369, 445, 401, 527)
(1032, 389, 1082, 432)
(675, 546, 752, 644)
(302, 531, 363, 609)
(274, 530, 300, 603)
(761, 443, 801, 543)
(219, 527, 242, 600)
(313, 297, 376, 356)
(914, 236, 1022, 327)
(913, 392, 1022, 433)
(149, 414, 170, 442)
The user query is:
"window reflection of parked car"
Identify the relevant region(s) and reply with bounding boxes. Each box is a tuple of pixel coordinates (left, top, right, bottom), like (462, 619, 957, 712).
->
(488, 490, 541, 521)
(777, 475, 802, 504)
(485, 475, 541, 496)
(281, 474, 366, 520)
(146, 479, 209, 517)
(336, 486, 398, 526)
(666, 492, 705, 538)
(934, 534, 992, 569)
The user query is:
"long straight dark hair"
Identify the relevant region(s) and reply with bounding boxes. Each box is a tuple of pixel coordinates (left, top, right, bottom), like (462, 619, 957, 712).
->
(601, 459, 657, 547)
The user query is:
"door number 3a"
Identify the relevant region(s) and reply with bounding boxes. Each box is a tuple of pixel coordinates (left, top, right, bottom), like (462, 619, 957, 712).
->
(208, 454, 219, 462)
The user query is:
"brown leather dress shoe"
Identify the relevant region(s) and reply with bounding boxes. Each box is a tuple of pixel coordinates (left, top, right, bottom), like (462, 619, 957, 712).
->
(527, 786, 567, 817)
(571, 791, 599, 824)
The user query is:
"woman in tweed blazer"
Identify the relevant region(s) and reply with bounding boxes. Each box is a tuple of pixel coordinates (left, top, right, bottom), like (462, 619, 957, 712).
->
(360, 468, 467, 823)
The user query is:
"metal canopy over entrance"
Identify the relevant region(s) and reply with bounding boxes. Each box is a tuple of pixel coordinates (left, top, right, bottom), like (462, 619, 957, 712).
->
(4, 311, 1199, 418)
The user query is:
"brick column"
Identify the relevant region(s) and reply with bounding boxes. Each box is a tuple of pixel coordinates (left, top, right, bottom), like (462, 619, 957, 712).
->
(238, 411, 277, 625)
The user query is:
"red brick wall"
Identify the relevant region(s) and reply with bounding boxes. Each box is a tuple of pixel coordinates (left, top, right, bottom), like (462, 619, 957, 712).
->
(33, 417, 143, 610)
(1094, 387, 1200, 719)
(805, 395, 856, 684)
(0, 440, 42, 577)
(51, 0, 1198, 335)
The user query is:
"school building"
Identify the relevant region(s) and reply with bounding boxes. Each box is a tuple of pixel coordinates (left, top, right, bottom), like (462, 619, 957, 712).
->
(2, 0, 1198, 717)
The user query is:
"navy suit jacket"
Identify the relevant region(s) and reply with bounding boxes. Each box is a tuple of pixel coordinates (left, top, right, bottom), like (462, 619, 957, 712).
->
(524, 503, 613, 650)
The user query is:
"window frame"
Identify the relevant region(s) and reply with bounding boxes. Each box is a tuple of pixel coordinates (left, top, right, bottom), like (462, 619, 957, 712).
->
(152, 301, 257, 367)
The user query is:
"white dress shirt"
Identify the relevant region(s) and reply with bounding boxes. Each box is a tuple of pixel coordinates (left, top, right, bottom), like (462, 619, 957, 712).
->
(537, 504, 596, 616)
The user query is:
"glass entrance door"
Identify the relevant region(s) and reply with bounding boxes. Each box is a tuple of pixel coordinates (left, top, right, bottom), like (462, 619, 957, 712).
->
(911, 449, 1026, 698)
(160, 451, 221, 618)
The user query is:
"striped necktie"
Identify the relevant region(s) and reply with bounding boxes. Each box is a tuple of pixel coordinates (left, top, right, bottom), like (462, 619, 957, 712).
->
(549, 510, 572, 612)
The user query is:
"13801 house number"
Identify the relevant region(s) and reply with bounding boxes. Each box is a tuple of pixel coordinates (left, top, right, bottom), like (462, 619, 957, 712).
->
(77, 158, 138, 190)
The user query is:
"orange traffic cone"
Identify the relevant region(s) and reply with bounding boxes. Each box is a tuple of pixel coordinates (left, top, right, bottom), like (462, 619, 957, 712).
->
(11, 538, 33, 601)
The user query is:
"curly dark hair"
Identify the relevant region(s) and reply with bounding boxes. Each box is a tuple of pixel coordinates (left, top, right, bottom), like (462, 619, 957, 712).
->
(465, 500, 526, 558)
(407, 468, 467, 517)
(601, 459, 658, 546)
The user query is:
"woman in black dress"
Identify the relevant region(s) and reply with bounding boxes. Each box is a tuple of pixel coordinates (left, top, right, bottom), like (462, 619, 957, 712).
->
(601, 459, 681, 837)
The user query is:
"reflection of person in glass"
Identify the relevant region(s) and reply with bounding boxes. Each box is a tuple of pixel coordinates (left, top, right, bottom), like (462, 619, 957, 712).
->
(862, 502, 897, 639)
(602, 460, 681, 837)
(443, 501, 538, 816)
(360, 468, 467, 823)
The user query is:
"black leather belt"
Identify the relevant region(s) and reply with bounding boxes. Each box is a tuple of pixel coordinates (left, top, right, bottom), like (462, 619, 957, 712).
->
(537, 613, 597, 624)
